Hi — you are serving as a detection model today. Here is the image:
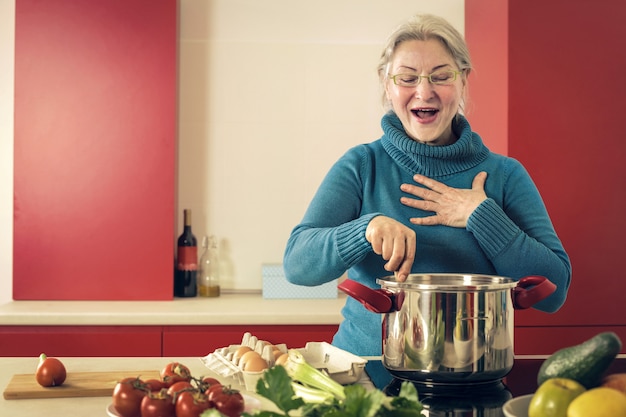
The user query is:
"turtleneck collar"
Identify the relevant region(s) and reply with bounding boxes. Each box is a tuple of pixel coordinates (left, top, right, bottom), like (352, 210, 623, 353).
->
(380, 111, 491, 178)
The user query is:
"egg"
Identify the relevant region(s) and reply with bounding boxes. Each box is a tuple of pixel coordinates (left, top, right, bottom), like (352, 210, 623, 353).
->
(244, 356, 269, 372)
(240, 351, 268, 372)
(274, 352, 289, 367)
(272, 349, 284, 362)
(233, 346, 253, 364)
(238, 350, 261, 369)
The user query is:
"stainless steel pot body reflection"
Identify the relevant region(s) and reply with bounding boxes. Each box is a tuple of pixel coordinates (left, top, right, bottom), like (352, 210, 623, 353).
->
(382, 275, 515, 383)
(339, 273, 556, 384)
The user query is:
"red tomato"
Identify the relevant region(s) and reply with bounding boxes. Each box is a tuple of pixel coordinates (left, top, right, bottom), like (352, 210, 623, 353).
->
(205, 383, 224, 400)
(201, 376, 221, 388)
(175, 391, 213, 417)
(112, 377, 147, 417)
(140, 391, 175, 417)
(199, 377, 222, 395)
(159, 362, 192, 387)
(144, 379, 166, 392)
(208, 385, 245, 417)
(35, 353, 67, 387)
(166, 380, 193, 401)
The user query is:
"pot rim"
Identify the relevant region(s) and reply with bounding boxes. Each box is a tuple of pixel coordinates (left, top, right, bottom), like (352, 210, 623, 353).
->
(376, 273, 518, 291)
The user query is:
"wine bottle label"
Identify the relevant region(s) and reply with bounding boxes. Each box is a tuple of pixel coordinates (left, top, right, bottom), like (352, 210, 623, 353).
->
(177, 246, 198, 271)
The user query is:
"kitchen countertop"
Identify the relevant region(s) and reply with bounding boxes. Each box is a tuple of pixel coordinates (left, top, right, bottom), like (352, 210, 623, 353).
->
(0, 355, 376, 417)
(0, 293, 346, 326)
(3, 355, 625, 417)
(0, 356, 263, 417)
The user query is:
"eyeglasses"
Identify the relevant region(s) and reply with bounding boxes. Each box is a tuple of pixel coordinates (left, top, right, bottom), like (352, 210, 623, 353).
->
(388, 70, 462, 87)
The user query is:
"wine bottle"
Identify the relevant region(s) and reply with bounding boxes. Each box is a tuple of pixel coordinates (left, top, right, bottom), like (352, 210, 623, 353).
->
(174, 209, 198, 297)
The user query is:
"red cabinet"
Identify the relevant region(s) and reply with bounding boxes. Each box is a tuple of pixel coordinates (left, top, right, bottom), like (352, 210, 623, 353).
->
(465, 0, 626, 355)
(0, 326, 162, 357)
(13, 0, 177, 300)
(162, 325, 339, 356)
(508, 1, 626, 345)
(0, 325, 339, 357)
(514, 326, 626, 355)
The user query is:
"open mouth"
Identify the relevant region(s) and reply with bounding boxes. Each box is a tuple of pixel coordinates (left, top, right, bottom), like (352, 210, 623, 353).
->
(411, 108, 439, 119)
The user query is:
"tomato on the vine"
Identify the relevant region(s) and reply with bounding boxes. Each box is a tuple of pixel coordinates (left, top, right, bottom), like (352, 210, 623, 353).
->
(160, 362, 192, 387)
(140, 390, 175, 417)
(207, 385, 245, 417)
(199, 377, 222, 395)
(175, 391, 213, 417)
(166, 380, 194, 401)
(112, 377, 148, 417)
(202, 377, 221, 387)
(144, 378, 166, 393)
(114, 362, 243, 417)
(198, 376, 222, 393)
(205, 383, 224, 400)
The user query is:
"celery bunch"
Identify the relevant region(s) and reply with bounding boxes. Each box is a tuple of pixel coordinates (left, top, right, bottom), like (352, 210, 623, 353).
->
(283, 349, 345, 402)
(248, 349, 425, 417)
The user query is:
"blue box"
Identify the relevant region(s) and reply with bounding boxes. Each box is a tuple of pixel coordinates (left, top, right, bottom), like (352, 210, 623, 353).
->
(262, 264, 338, 299)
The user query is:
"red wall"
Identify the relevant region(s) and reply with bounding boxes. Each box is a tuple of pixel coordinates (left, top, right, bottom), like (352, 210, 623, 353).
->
(13, 0, 178, 300)
(464, 0, 508, 156)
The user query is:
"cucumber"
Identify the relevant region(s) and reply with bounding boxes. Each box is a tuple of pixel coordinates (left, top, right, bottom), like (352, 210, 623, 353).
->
(537, 332, 622, 389)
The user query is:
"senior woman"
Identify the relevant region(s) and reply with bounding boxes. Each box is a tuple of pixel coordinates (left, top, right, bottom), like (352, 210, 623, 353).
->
(283, 14, 571, 356)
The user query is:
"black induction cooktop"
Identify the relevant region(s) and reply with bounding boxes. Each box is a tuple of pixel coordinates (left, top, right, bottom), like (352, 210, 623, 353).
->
(364, 356, 626, 417)
(365, 360, 511, 416)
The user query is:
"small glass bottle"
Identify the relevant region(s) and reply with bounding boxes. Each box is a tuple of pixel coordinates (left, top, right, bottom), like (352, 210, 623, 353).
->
(198, 235, 221, 297)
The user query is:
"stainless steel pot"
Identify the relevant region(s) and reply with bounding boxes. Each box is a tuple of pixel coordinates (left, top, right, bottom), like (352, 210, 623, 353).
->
(338, 274, 556, 384)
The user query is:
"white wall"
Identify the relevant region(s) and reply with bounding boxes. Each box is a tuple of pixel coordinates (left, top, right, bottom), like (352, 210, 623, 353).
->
(177, 0, 464, 290)
(0, 0, 15, 303)
(0, 0, 465, 300)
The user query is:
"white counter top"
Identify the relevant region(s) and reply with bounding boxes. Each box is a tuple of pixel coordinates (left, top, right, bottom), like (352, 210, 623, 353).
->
(0, 293, 346, 326)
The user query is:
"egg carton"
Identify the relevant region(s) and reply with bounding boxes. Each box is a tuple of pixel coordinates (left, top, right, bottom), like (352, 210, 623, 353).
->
(201, 333, 368, 387)
(200, 332, 287, 387)
(200, 349, 242, 383)
(295, 341, 367, 385)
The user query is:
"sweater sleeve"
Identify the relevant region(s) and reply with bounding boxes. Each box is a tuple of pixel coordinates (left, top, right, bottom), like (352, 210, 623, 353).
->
(466, 160, 572, 312)
(283, 146, 379, 286)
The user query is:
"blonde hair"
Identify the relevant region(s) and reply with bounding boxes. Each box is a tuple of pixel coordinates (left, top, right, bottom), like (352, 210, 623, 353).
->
(378, 14, 473, 108)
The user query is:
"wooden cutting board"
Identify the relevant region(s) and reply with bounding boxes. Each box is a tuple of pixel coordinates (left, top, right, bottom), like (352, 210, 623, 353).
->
(3, 370, 160, 400)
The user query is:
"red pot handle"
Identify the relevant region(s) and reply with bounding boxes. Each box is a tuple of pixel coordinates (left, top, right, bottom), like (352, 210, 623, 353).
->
(512, 275, 557, 309)
(338, 279, 394, 313)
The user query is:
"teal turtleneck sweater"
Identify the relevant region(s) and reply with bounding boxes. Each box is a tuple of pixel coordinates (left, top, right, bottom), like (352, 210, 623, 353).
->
(283, 112, 571, 356)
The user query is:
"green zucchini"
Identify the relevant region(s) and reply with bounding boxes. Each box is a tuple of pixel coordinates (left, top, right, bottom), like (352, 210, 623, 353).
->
(537, 331, 622, 389)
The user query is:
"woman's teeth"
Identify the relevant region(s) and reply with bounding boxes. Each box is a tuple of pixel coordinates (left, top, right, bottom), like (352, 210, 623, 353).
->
(413, 109, 437, 118)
